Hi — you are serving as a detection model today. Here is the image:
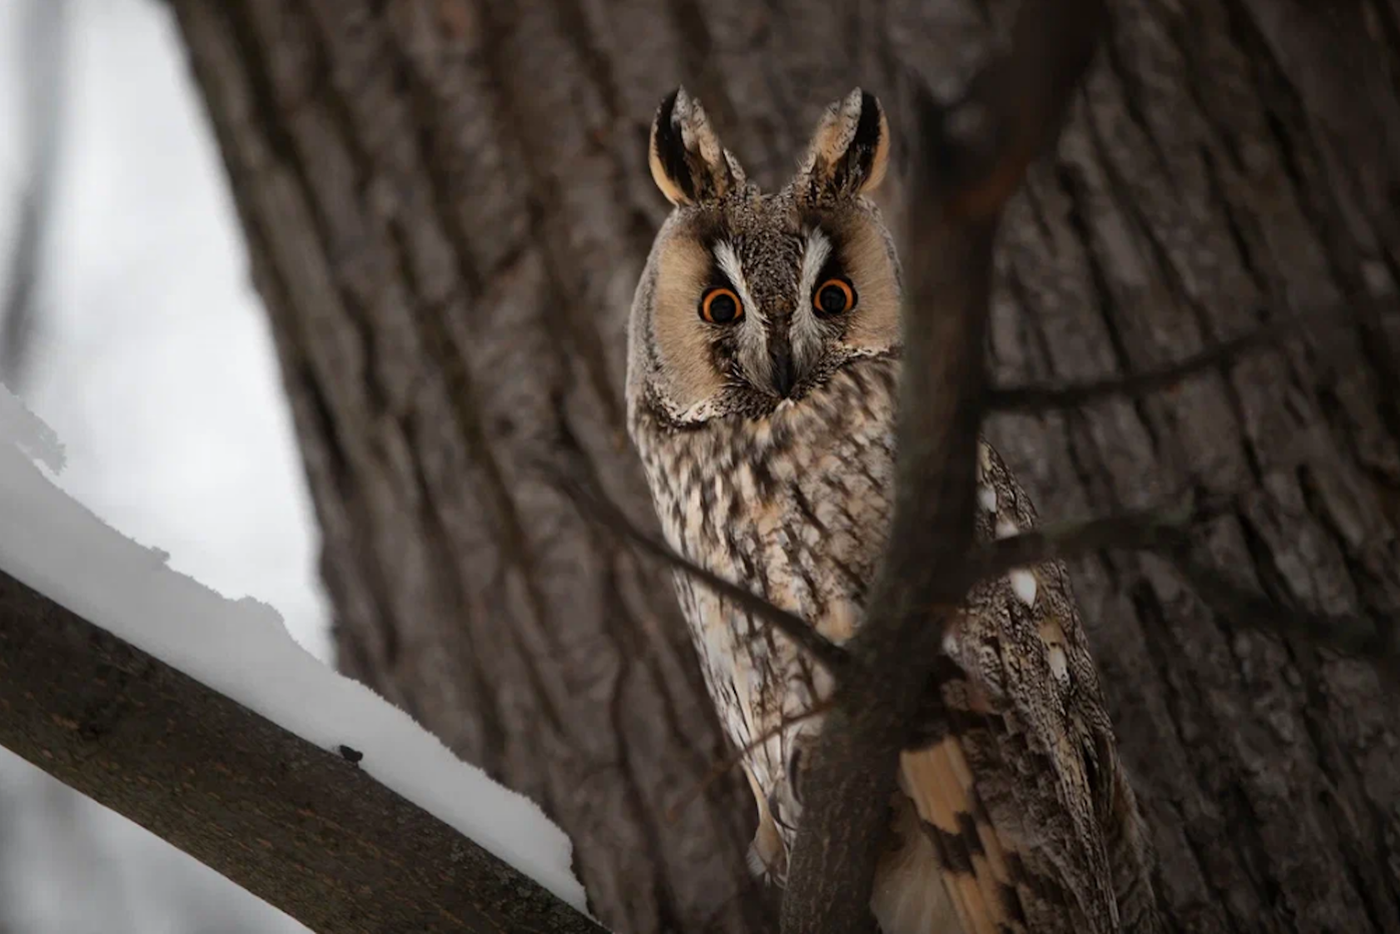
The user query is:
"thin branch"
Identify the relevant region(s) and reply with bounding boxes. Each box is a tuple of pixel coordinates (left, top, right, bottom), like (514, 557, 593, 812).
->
(548, 469, 850, 674)
(987, 317, 1293, 413)
(935, 0, 1110, 224)
(665, 699, 835, 824)
(0, 569, 606, 934)
(972, 508, 1193, 577)
(985, 302, 1387, 414)
(969, 486, 1250, 579)
(974, 505, 1400, 682)
(1167, 552, 1400, 683)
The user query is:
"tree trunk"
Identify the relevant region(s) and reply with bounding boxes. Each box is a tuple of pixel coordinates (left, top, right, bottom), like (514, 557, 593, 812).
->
(170, 1, 1400, 932)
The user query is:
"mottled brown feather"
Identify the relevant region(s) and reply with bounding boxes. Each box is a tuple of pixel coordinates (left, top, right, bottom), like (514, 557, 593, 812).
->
(626, 88, 1160, 934)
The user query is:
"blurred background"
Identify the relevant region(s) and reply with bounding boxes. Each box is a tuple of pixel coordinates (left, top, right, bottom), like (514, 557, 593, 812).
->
(3, 0, 1398, 932)
(0, 0, 326, 929)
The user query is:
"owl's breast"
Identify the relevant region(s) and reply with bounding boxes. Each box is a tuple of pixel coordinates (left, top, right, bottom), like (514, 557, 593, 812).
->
(637, 359, 897, 621)
(629, 356, 899, 765)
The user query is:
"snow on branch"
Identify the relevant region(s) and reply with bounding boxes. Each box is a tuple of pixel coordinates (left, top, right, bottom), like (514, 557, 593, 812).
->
(0, 386, 604, 934)
(0, 387, 64, 472)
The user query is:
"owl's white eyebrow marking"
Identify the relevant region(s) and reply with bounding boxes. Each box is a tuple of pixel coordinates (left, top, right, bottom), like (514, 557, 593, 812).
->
(712, 241, 756, 313)
(712, 240, 770, 385)
(791, 228, 832, 375)
(798, 228, 832, 304)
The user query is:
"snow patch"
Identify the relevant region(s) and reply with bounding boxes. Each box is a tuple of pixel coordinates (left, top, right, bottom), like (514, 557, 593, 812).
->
(0, 385, 65, 473)
(0, 385, 589, 914)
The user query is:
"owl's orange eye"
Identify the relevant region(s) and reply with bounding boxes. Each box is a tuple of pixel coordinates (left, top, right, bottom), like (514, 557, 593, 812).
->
(700, 287, 743, 324)
(814, 277, 856, 316)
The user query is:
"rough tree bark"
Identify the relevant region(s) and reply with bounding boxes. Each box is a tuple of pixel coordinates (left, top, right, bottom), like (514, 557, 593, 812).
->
(171, 1, 1400, 932)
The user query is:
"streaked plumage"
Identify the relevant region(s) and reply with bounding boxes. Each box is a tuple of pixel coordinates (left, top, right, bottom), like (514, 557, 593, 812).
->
(625, 86, 1159, 933)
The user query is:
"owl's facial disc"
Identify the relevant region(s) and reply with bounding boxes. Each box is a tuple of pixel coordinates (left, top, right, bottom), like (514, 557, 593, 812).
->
(639, 85, 898, 426)
(646, 200, 901, 423)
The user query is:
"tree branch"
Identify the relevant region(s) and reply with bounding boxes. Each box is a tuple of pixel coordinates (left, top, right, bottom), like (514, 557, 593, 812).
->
(778, 3, 1108, 932)
(1166, 551, 1400, 684)
(985, 303, 1384, 414)
(0, 569, 606, 934)
(549, 469, 850, 674)
(665, 699, 836, 825)
(987, 316, 1294, 413)
(972, 507, 1194, 577)
(968, 485, 1244, 578)
(970, 505, 1400, 682)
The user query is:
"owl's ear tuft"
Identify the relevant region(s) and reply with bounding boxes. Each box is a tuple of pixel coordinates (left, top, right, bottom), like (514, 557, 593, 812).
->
(649, 88, 745, 206)
(797, 88, 890, 199)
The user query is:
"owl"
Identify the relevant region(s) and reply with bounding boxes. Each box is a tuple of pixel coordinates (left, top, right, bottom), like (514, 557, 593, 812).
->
(625, 87, 1160, 934)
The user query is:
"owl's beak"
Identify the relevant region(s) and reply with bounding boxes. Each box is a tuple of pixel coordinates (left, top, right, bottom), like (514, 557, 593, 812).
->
(769, 339, 796, 397)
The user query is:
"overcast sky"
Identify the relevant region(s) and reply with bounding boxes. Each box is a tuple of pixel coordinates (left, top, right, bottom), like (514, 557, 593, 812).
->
(2, 0, 326, 929)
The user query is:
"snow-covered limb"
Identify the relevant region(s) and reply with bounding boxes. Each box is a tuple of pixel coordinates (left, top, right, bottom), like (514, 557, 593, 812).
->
(0, 386, 605, 933)
(0, 387, 64, 472)
(0, 569, 607, 933)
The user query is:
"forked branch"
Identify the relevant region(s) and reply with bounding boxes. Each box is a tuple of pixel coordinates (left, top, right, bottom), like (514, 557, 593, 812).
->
(778, 2, 1110, 932)
(989, 319, 1289, 412)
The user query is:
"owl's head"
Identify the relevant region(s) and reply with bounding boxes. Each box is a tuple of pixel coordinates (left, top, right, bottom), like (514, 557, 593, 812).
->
(627, 87, 900, 429)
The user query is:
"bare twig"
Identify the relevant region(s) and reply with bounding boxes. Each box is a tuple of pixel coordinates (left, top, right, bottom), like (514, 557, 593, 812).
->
(974, 500, 1400, 682)
(972, 507, 1193, 578)
(549, 469, 850, 673)
(665, 699, 835, 823)
(934, 0, 1110, 225)
(1167, 552, 1400, 683)
(985, 303, 1386, 414)
(967, 484, 1246, 579)
(988, 318, 1293, 413)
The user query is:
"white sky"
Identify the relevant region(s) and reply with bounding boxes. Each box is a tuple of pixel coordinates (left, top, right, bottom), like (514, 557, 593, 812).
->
(0, 0, 338, 929)
(16, 0, 331, 660)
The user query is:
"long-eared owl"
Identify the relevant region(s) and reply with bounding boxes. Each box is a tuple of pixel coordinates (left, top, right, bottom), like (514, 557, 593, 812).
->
(625, 86, 1160, 934)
